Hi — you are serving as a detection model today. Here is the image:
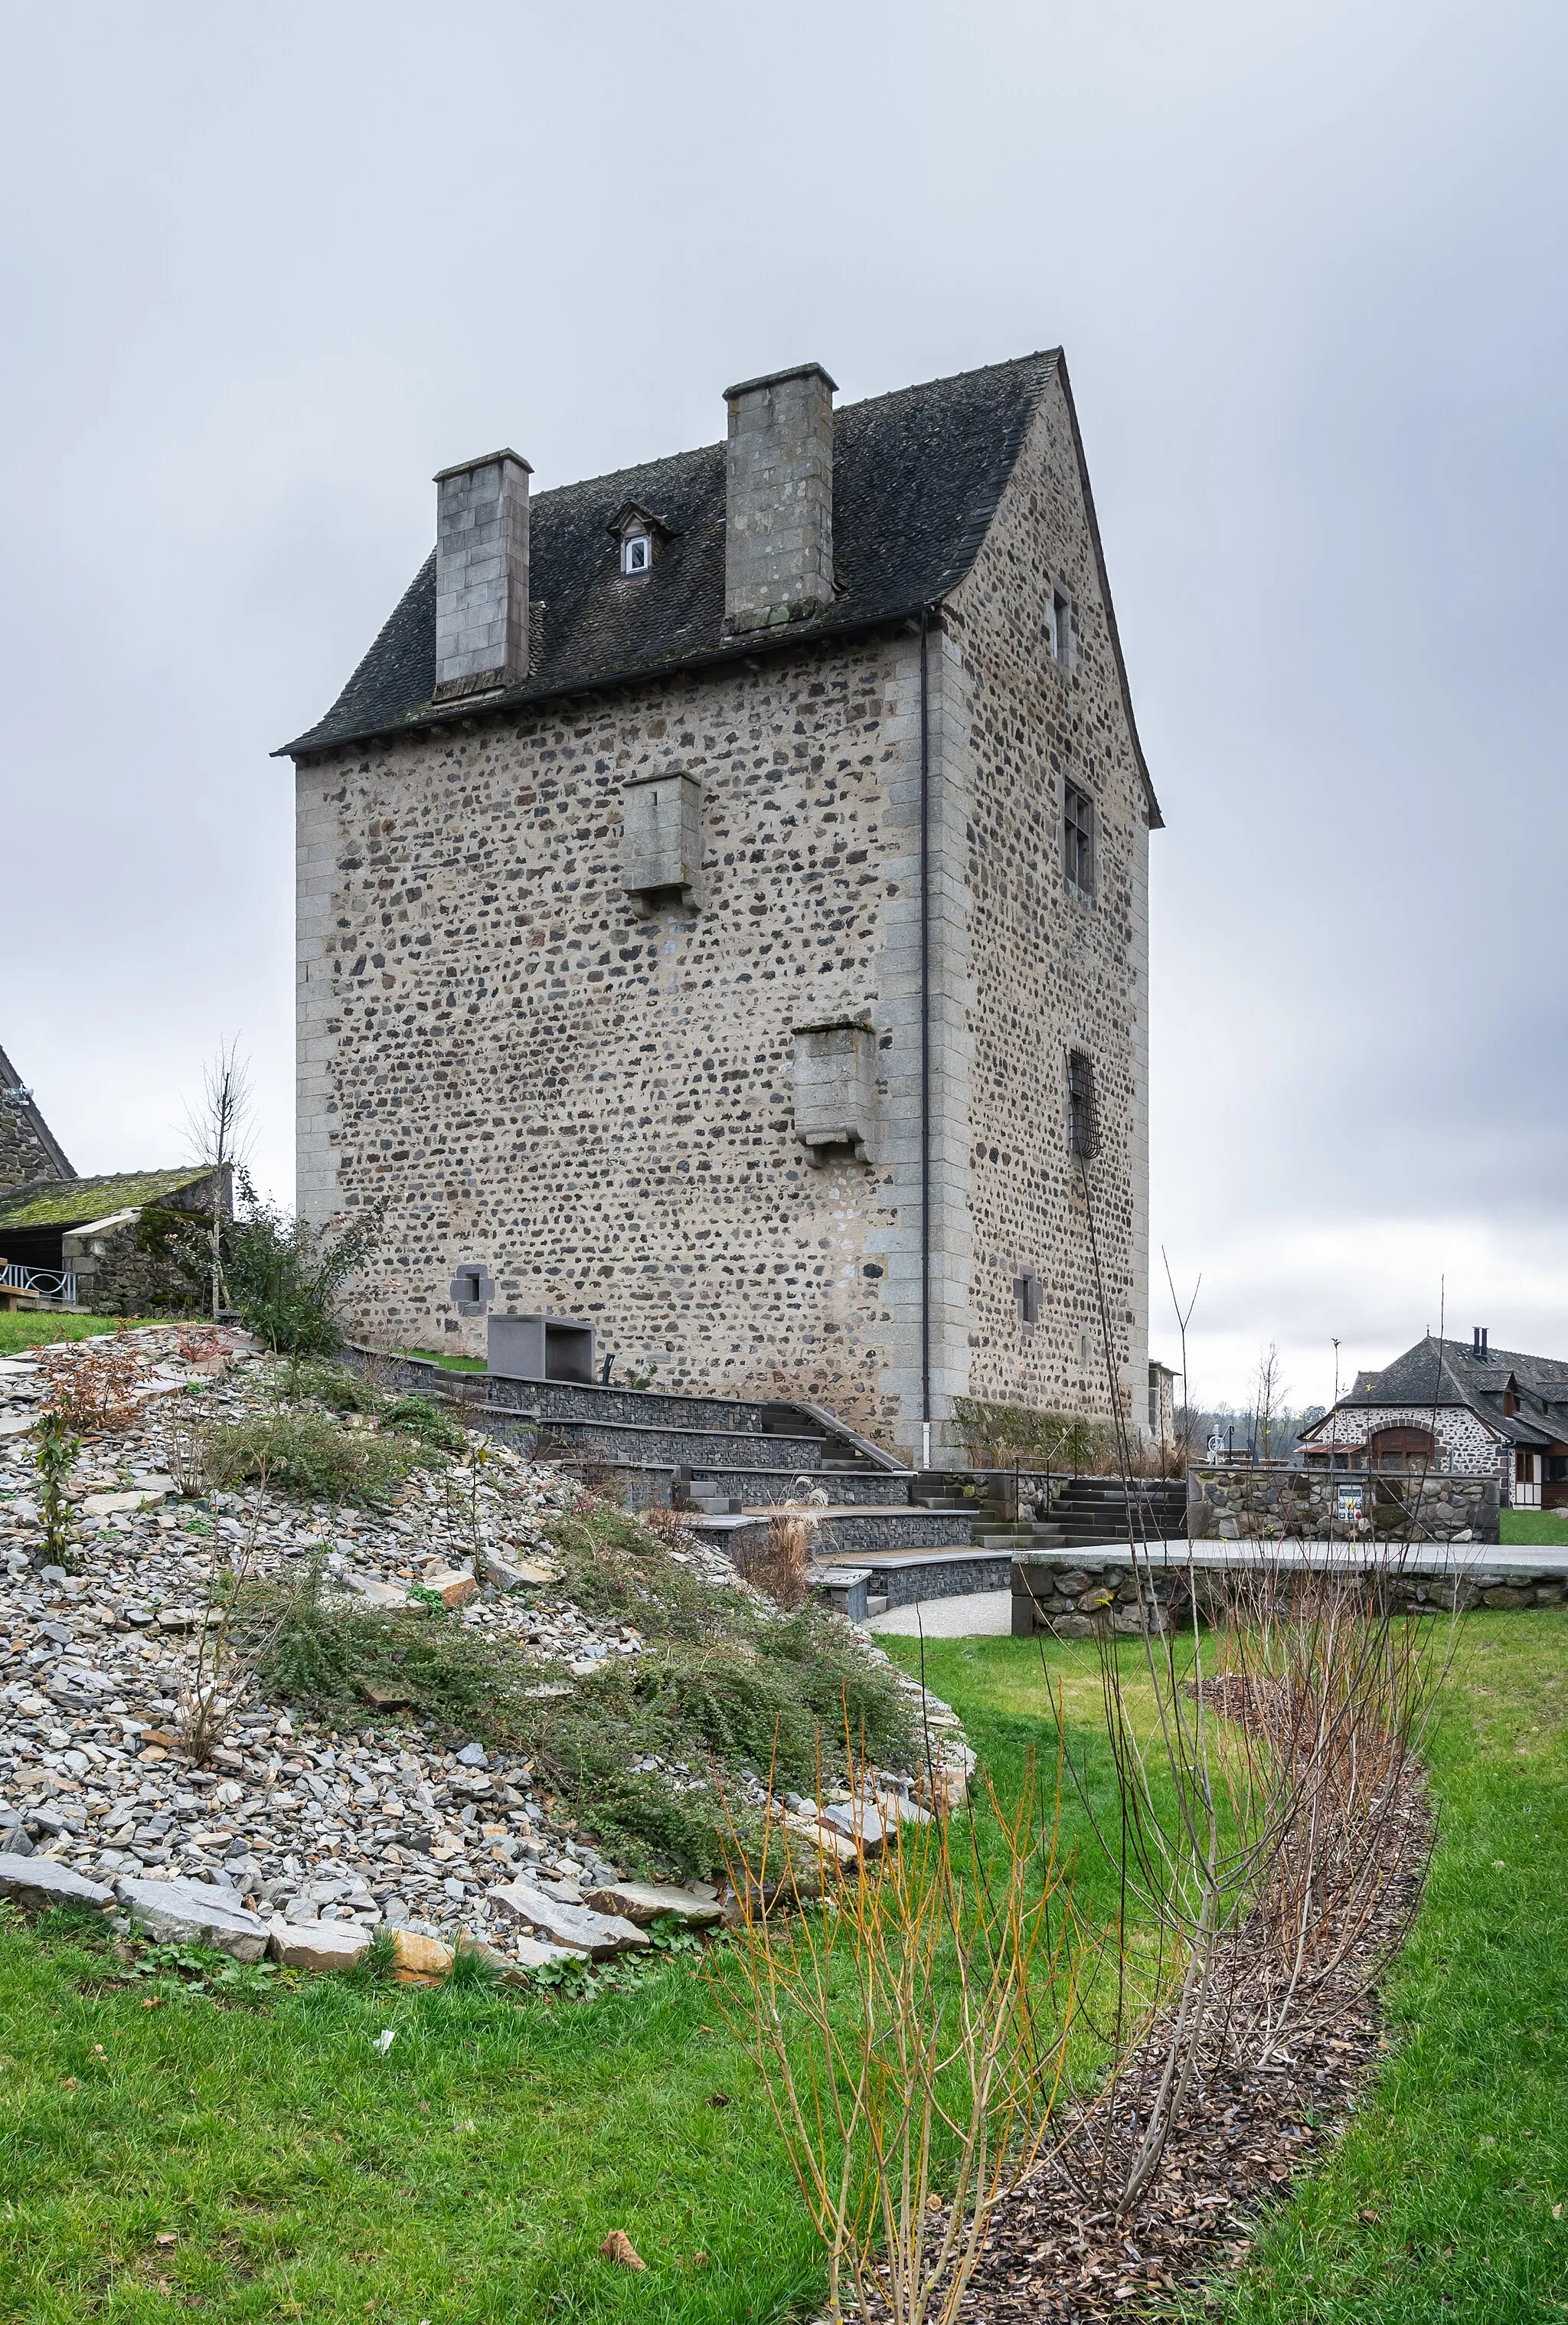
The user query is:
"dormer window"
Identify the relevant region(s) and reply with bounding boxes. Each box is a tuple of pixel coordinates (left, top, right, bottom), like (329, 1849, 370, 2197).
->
(608, 499, 670, 578)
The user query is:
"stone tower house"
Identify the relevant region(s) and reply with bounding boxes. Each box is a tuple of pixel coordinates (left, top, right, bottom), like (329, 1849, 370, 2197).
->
(282, 352, 1161, 1463)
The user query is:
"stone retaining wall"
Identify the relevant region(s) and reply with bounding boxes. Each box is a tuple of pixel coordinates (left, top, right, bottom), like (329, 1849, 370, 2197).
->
(1011, 1549, 1564, 1638)
(1187, 1464, 1498, 1545)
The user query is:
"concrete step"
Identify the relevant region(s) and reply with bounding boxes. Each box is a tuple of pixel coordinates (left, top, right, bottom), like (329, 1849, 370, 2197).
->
(814, 1545, 1011, 1612)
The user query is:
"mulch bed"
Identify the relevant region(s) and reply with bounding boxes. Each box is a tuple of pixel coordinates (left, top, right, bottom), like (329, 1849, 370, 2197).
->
(956, 1774, 1429, 2318)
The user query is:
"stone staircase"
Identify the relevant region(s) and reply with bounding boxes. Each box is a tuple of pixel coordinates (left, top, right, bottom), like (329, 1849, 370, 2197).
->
(1047, 1476, 1189, 1546)
(343, 1350, 1185, 1615)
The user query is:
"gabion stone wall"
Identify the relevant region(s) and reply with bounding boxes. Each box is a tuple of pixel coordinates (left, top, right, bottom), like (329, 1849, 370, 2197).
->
(1187, 1464, 1498, 1546)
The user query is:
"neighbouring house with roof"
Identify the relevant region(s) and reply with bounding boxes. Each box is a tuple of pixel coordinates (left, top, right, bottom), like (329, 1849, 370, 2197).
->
(1298, 1328, 1568, 1509)
(0, 1042, 74, 1197)
(279, 351, 1162, 1462)
(0, 1046, 224, 1314)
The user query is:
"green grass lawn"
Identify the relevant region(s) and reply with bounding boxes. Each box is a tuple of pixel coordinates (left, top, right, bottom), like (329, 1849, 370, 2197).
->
(0, 1619, 1563, 2320)
(1501, 1509, 1568, 1546)
(0, 1315, 142, 1358)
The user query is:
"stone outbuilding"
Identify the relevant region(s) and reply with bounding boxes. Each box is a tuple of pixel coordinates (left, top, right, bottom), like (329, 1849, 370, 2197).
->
(0, 1168, 227, 1315)
(0, 1039, 224, 1316)
(1298, 1329, 1568, 1509)
(279, 351, 1163, 1462)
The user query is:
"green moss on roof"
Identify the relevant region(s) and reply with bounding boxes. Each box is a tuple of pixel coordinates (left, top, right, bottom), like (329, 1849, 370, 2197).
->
(0, 1168, 211, 1230)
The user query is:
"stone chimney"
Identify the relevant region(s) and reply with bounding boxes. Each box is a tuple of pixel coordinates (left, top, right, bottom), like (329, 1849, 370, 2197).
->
(723, 363, 837, 633)
(433, 448, 532, 698)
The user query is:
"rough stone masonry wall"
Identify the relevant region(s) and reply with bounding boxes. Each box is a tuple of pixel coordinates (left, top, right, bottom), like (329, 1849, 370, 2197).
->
(0, 1091, 67, 1201)
(944, 372, 1151, 1424)
(64, 1212, 216, 1319)
(1188, 1463, 1499, 1545)
(298, 638, 926, 1447)
(1302, 1401, 1502, 1472)
(1011, 1547, 1560, 1637)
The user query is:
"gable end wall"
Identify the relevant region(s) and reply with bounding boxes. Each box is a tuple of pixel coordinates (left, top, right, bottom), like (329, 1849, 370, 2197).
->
(944, 374, 1151, 1425)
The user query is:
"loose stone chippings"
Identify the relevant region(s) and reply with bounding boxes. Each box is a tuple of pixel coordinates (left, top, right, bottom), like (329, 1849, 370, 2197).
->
(0, 1326, 966, 1970)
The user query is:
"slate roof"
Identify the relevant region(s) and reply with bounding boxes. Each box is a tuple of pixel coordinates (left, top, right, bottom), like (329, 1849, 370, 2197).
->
(279, 350, 1158, 822)
(1301, 1334, 1568, 1451)
(0, 1169, 214, 1232)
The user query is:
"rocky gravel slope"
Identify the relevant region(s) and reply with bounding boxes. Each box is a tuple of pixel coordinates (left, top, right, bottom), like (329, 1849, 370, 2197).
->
(0, 1326, 968, 1978)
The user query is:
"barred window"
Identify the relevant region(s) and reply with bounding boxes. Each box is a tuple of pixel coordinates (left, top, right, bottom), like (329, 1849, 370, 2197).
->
(1067, 1049, 1100, 1160)
(1063, 781, 1095, 893)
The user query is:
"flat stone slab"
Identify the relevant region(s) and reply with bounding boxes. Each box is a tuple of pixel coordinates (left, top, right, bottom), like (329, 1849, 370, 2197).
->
(422, 1567, 479, 1609)
(583, 1879, 724, 1927)
(267, 1920, 371, 1970)
(461, 1933, 584, 1977)
(486, 1549, 560, 1591)
(0, 1852, 114, 1912)
(117, 1875, 270, 1962)
(343, 1575, 409, 1610)
(488, 1878, 649, 1958)
(82, 1490, 168, 1518)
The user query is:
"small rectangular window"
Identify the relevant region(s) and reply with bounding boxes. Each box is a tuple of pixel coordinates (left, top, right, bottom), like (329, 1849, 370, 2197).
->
(1067, 1049, 1100, 1160)
(1013, 1270, 1040, 1327)
(1049, 584, 1074, 667)
(622, 534, 651, 574)
(1063, 781, 1095, 894)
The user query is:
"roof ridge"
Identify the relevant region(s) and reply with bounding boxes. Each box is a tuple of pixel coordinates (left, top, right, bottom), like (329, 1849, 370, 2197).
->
(278, 348, 1089, 760)
(521, 349, 1060, 510)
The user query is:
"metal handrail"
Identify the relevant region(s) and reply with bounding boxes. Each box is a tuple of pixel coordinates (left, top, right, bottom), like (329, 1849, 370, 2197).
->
(0, 1262, 77, 1303)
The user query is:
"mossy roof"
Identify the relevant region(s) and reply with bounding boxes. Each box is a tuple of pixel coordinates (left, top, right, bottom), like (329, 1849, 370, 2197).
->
(0, 1168, 210, 1229)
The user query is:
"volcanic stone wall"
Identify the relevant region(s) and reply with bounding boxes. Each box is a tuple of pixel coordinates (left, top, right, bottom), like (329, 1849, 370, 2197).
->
(295, 379, 1152, 1457)
(298, 638, 918, 1443)
(0, 1091, 67, 1201)
(942, 371, 1152, 1424)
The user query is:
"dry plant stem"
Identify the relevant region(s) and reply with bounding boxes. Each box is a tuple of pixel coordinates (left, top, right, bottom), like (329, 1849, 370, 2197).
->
(1079, 1151, 1457, 2219)
(715, 1731, 1085, 2325)
(753, 1481, 829, 1608)
(178, 1461, 309, 1765)
(185, 1037, 252, 1319)
(446, 1445, 490, 1584)
(1216, 1552, 1454, 2068)
(1073, 1152, 1300, 2217)
(164, 1400, 215, 1499)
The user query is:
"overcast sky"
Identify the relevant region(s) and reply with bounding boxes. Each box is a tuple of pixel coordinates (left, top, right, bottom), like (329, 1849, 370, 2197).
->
(2, 0, 1563, 1409)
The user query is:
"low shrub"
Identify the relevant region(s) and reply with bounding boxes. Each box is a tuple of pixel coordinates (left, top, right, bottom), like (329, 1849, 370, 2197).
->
(139, 1176, 387, 1355)
(951, 1395, 1114, 1473)
(276, 1359, 387, 1415)
(204, 1411, 442, 1506)
(35, 1340, 142, 1434)
(384, 1393, 466, 1454)
(251, 1503, 918, 1878)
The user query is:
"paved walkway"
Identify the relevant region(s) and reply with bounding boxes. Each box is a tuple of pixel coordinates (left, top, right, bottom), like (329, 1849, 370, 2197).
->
(867, 1589, 1012, 1637)
(1012, 1538, 1568, 1576)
